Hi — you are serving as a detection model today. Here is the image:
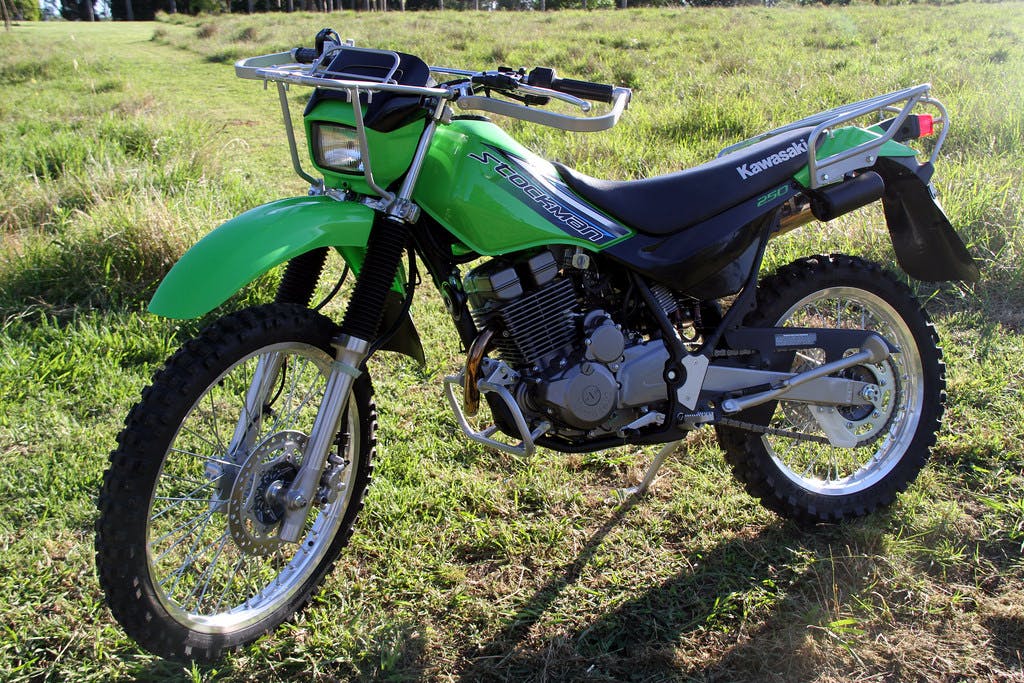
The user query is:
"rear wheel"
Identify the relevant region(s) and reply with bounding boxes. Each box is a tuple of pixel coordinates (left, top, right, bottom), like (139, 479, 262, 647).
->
(96, 303, 375, 660)
(716, 254, 944, 524)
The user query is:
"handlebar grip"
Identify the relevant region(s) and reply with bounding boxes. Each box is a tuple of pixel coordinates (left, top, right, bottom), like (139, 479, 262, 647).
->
(294, 47, 319, 64)
(551, 77, 615, 104)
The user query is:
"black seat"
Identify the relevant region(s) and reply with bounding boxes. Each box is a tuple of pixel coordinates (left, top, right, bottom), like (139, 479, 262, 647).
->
(554, 127, 816, 236)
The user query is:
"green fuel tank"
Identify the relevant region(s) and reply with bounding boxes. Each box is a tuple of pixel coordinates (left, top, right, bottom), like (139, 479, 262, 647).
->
(413, 119, 634, 256)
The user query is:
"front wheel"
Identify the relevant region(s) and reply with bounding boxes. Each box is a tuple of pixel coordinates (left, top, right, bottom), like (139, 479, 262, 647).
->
(716, 254, 944, 524)
(96, 303, 376, 661)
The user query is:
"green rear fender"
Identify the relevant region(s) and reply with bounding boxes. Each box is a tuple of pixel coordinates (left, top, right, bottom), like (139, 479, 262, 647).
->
(150, 196, 380, 319)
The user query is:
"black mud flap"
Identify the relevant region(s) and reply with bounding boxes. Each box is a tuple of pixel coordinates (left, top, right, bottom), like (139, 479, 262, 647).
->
(377, 289, 426, 366)
(876, 158, 979, 282)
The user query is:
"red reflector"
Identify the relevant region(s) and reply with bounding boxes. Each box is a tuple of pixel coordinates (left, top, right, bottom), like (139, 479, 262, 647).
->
(917, 114, 935, 137)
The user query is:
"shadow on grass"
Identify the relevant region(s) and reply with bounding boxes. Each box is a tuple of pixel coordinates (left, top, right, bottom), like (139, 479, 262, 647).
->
(926, 271, 1024, 333)
(454, 500, 889, 682)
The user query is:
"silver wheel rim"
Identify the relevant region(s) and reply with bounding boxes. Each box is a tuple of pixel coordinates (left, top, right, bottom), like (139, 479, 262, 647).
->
(763, 286, 923, 496)
(144, 342, 361, 634)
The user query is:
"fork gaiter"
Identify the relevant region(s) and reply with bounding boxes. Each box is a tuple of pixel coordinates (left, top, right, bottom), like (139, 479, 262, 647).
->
(338, 215, 410, 342)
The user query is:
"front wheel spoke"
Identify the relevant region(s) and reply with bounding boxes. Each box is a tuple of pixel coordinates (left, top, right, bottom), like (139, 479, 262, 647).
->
(169, 447, 232, 468)
(151, 478, 221, 521)
(162, 509, 218, 598)
(152, 507, 215, 551)
(183, 532, 232, 612)
(270, 365, 321, 433)
(178, 425, 223, 453)
(209, 392, 226, 453)
(159, 472, 211, 488)
(212, 554, 248, 613)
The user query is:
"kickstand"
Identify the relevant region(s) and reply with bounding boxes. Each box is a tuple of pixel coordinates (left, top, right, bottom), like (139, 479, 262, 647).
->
(617, 440, 681, 498)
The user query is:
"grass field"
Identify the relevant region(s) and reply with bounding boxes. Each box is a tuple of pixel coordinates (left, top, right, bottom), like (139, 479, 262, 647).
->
(1, 5, 1023, 681)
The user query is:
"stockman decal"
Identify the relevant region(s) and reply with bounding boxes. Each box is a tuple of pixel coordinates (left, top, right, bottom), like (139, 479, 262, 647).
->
(468, 145, 630, 245)
(736, 140, 809, 180)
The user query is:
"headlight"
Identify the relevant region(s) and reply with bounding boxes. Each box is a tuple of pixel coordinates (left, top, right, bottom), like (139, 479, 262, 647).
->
(312, 122, 363, 173)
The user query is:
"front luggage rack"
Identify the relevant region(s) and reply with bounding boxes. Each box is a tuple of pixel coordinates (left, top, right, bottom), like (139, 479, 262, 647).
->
(236, 48, 450, 197)
(718, 84, 949, 189)
(236, 44, 634, 196)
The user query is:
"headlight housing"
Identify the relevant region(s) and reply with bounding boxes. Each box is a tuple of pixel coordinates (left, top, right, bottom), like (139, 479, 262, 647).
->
(311, 122, 363, 173)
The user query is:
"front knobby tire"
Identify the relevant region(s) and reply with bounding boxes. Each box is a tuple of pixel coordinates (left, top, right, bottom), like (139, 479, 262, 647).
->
(96, 303, 376, 661)
(716, 254, 944, 525)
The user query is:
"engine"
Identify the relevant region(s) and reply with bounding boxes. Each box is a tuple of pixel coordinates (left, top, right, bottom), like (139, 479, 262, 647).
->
(463, 249, 675, 439)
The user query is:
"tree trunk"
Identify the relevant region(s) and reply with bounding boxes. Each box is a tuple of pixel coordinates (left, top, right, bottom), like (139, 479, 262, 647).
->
(167, 0, 176, 13)
(82, 0, 94, 20)
(124, 0, 134, 19)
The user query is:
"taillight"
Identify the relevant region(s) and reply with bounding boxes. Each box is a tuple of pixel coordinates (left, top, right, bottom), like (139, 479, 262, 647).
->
(876, 114, 937, 142)
(915, 114, 935, 137)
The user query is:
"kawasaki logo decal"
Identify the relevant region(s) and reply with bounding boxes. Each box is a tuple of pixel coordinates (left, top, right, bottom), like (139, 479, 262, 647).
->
(468, 146, 630, 245)
(736, 140, 809, 180)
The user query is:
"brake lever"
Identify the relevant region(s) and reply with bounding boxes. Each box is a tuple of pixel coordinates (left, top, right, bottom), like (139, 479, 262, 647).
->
(514, 83, 591, 113)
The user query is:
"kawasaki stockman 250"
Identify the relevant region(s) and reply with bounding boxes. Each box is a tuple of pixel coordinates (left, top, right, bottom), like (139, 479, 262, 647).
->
(96, 29, 979, 660)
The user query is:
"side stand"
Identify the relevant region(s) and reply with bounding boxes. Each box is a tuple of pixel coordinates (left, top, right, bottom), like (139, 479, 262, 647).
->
(618, 440, 680, 497)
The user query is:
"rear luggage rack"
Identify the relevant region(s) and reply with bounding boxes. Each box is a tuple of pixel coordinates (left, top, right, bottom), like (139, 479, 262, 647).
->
(718, 84, 948, 189)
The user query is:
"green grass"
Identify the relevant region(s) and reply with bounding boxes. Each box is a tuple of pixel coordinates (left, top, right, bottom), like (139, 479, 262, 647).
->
(1, 5, 1023, 681)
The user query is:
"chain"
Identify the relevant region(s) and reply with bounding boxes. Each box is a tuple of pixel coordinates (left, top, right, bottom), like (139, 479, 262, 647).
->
(712, 348, 757, 358)
(714, 416, 832, 444)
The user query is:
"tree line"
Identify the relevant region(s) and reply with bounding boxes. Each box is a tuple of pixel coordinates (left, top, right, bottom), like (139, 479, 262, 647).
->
(53, 0, 766, 22)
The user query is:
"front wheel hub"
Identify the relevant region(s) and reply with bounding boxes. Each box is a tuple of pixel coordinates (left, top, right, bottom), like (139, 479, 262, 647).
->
(228, 431, 308, 556)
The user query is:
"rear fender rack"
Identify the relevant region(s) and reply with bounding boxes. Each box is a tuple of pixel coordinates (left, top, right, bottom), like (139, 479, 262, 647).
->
(717, 84, 949, 189)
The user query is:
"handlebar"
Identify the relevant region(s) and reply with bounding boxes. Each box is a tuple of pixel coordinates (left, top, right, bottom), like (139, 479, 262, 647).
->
(240, 47, 632, 133)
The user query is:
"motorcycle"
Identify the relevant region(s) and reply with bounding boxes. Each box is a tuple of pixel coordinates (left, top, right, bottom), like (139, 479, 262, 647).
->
(95, 28, 978, 661)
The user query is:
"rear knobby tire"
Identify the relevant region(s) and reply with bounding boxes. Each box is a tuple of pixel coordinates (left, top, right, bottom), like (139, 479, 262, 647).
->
(716, 254, 944, 524)
(96, 303, 375, 661)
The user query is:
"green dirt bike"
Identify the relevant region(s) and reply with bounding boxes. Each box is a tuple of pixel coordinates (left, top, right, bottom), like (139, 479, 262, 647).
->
(96, 28, 978, 660)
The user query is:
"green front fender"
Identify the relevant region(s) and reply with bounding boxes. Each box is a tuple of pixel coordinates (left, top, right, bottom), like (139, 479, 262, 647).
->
(150, 196, 377, 319)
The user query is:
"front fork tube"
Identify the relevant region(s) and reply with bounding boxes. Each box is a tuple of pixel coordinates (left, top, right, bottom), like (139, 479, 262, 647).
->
(278, 334, 369, 543)
(227, 352, 285, 460)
